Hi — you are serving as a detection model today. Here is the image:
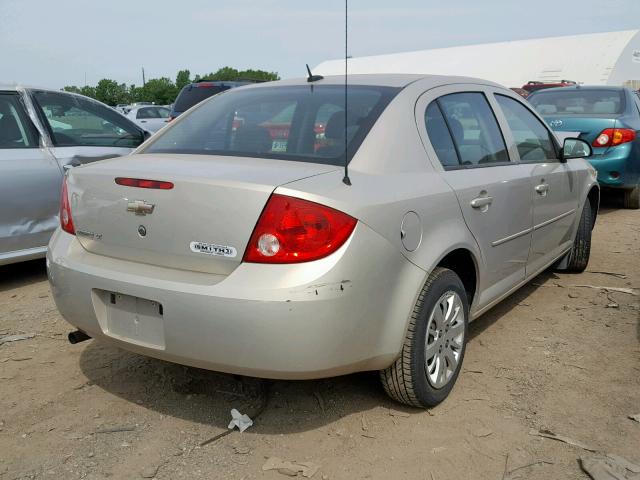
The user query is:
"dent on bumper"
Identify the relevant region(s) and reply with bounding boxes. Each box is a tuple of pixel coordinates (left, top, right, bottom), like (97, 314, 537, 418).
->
(47, 224, 426, 379)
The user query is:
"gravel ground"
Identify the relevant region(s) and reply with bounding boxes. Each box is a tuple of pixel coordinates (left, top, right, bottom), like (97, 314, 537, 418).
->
(1, 199, 638, 480)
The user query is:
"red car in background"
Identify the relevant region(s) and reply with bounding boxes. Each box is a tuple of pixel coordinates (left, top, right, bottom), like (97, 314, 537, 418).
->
(522, 80, 577, 94)
(510, 88, 530, 98)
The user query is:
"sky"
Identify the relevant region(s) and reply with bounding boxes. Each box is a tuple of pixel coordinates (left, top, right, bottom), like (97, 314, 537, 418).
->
(1, 0, 639, 89)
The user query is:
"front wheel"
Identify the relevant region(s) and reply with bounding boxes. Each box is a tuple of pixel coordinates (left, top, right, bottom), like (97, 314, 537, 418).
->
(562, 200, 593, 272)
(380, 267, 469, 408)
(624, 185, 640, 209)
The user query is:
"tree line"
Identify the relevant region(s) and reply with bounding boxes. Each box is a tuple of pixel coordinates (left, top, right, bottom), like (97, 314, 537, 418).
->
(63, 67, 279, 106)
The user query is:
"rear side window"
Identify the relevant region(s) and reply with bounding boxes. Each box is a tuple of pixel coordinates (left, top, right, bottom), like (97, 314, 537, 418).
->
(495, 95, 556, 162)
(425, 102, 459, 168)
(136, 107, 157, 119)
(32, 91, 143, 148)
(144, 85, 399, 166)
(0, 93, 39, 148)
(529, 89, 625, 115)
(430, 92, 509, 167)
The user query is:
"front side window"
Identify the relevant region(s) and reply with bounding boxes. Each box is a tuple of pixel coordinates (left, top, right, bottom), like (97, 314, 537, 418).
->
(495, 94, 556, 162)
(144, 85, 398, 165)
(32, 91, 143, 148)
(0, 93, 39, 149)
(435, 92, 509, 167)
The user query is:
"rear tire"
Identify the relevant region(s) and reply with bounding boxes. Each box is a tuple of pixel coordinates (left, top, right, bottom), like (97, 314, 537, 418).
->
(380, 267, 469, 408)
(564, 200, 593, 272)
(623, 185, 640, 209)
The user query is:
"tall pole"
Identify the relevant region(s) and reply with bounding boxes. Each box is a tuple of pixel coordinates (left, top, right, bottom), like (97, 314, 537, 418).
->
(142, 67, 146, 87)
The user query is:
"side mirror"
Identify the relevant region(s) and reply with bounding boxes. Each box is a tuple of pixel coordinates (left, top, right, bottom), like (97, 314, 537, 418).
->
(560, 137, 592, 162)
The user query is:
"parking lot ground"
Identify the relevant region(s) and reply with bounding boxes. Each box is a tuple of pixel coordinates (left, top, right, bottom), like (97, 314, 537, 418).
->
(0, 201, 638, 480)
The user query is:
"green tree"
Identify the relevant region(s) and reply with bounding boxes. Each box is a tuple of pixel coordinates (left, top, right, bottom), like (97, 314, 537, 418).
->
(175, 69, 191, 91)
(128, 84, 142, 103)
(236, 69, 279, 82)
(201, 66, 239, 81)
(80, 86, 97, 99)
(62, 85, 97, 99)
(94, 79, 129, 106)
(61, 66, 279, 106)
(139, 77, 177, 105)
(197, 67, 279, 82)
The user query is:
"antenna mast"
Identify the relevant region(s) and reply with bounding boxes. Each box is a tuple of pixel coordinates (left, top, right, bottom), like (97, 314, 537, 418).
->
(342, 0, 351, 186)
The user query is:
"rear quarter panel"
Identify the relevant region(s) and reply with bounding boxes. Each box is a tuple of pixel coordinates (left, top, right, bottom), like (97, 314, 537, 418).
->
(278, 81, 483, 312)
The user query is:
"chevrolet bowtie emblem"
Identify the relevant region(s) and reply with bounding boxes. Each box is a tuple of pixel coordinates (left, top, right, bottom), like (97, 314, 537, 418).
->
(127, 200, 155, 216)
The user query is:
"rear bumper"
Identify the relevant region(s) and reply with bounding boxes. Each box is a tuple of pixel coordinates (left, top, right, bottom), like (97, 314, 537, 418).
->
(588, 144, 640, 188)
(47, 223, 425, 379)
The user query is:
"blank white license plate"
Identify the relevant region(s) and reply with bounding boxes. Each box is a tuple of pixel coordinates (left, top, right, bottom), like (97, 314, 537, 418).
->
(105, 293, 165, 349)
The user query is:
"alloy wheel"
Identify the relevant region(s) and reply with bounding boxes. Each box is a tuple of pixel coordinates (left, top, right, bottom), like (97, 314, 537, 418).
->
(424, 291, 465, 388)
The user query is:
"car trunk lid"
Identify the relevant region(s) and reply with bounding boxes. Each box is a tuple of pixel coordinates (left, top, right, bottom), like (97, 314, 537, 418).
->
(68, 154, 338, 274)
(542, 115, 618, 147)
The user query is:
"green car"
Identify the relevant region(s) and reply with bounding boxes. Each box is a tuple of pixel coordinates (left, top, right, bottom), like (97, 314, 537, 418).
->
(529, 86, 640, 208)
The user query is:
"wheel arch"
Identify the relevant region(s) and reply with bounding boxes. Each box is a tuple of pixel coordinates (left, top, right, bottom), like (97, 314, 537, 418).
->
(586, 184, 600, 229)
(434, 247, 479, 309)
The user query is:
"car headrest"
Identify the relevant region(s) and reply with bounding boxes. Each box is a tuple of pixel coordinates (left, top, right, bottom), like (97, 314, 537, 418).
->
(536, 104, 557, 114)
(324, 111, 346, 141)
(592, 101, 616, 114)
(233, 125, 273, 153)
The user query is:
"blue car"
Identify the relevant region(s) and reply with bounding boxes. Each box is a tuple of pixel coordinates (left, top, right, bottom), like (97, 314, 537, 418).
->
(529, 86, 640, 208)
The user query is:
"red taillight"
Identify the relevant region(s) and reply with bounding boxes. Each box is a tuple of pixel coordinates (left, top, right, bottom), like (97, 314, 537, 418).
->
(243, 194, 357, 264)
(115, 177, 174, 189)
(592, 128, 636, 147)
(60, 176, 75, 235)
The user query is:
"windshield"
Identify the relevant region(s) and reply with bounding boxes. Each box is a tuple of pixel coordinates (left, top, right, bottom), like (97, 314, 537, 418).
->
(529, 89, 625, 116)
(143, 85, 399, 165)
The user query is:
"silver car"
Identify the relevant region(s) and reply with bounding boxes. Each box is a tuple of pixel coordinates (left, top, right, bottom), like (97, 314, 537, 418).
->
(0, 86, 147, 265)
(47, 75, 599, 407)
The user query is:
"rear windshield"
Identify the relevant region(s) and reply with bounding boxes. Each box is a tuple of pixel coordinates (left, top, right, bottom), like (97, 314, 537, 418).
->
(529, 89, 625, 115)
(173, 85, 230, 112)
(144, 85, 399, 165)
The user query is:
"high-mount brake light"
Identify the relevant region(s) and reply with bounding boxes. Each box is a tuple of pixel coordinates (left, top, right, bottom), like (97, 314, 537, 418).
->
(592, 128, 636, 148)
(115, 178, 174, 190)
(243, 194, 357, 264)
(60, 176, 75, 235)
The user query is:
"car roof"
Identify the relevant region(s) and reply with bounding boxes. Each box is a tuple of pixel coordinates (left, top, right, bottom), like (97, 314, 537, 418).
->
(0, 84, 101, 100)
(240, 74, 503, 90)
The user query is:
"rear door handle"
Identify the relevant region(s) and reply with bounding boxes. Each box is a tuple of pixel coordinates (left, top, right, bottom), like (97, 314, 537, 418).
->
(470, 196, 494, 209)
(535, 183, 550, 195)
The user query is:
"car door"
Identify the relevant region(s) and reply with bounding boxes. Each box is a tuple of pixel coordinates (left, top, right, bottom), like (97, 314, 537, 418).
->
(417, 86, 534, 309)
(27, 90, 146, 170)
(493, 93, 578, 274)
(0, 91, 62, 261)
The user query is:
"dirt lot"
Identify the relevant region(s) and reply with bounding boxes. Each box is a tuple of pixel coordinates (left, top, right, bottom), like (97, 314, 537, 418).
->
(1, 201, 638, 480)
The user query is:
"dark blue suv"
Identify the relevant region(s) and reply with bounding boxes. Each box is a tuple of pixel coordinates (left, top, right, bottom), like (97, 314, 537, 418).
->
(169, 81, 252, 120)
